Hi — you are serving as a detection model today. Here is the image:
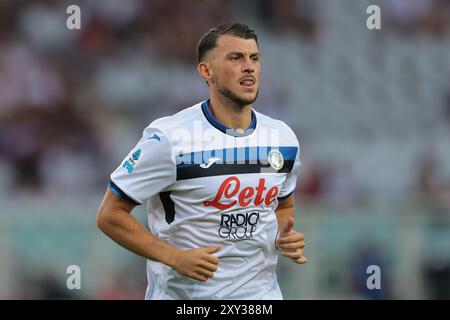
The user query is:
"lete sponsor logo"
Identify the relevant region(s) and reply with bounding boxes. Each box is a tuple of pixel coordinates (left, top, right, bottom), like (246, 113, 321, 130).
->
(203, 176, 279, 210)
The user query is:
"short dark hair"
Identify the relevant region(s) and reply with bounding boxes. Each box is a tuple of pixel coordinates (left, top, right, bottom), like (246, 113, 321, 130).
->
(197, 23, 258, 63)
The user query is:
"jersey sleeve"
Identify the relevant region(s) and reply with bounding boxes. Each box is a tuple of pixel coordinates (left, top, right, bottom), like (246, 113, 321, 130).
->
(278, 144, 301, 200)
(109, 127, 176, 205)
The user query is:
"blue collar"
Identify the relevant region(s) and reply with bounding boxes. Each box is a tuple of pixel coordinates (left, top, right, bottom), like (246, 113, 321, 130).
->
(201, 100, 257, 137)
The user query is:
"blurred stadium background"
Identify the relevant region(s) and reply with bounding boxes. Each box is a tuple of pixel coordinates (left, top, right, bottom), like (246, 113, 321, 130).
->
(1, 0, 450, 299)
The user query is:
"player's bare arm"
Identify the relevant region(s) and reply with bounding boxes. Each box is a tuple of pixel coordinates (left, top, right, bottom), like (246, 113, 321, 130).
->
(275, 195, 307, 264)
(96, 190, 219, 282)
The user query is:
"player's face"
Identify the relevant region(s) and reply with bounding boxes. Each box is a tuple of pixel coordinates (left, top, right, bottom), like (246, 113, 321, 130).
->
(209, 35, 260, 107)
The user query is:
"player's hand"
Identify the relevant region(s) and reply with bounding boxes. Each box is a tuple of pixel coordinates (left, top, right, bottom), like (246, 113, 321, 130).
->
(171, 245, 220, 282)
(276, 217, 307, 264)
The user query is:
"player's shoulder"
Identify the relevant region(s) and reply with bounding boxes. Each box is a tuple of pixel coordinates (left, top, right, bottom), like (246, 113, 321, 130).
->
(254, 109, 300, 145)
(149, 102, 202, 131)
(141, 101, 203, 139)
(254, 109, 294, 132)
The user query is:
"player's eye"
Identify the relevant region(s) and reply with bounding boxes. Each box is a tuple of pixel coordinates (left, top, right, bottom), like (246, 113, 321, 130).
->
(230, 56, 240, 61)
(252, 56, 260, 62)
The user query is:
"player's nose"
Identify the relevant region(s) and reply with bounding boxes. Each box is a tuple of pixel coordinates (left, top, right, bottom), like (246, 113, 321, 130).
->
(241, 58, 255, 73)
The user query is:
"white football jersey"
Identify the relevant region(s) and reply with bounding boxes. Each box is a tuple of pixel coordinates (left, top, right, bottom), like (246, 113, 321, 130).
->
(109, 100, 301, 300)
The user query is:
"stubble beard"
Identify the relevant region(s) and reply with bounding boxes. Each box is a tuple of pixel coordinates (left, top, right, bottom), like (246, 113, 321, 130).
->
(217, 83, 259, 109)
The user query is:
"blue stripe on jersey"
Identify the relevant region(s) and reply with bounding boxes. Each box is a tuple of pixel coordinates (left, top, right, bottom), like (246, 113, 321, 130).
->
(109, 181, 140, 205)
(176, 146, 298, 167)
(175, 146, 298, 181)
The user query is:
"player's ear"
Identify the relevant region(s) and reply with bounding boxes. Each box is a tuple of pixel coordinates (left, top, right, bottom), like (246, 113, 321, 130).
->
(197, 62, 214, 84)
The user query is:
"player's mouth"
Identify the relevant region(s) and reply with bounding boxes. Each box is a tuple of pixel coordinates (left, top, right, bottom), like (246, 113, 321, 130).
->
(239, 77, 256, 89)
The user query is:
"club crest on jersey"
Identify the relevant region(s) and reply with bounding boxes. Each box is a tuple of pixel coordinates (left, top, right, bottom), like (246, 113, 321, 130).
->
(123, 149, 141, 174)
(268, 149, 284, 171)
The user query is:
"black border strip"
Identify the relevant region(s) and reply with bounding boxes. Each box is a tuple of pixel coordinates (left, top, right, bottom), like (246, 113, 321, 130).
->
(159, 191, 175, 224)
(277, 191, 293, 201)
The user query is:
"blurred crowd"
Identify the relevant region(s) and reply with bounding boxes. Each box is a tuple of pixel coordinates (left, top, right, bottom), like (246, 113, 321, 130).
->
(0, 0, 449, 202)
(384, 0, 450, 36)
(0, 0, 320, 195)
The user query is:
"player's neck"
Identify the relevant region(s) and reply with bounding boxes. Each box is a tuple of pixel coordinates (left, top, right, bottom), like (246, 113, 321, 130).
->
(209, 95, 252, 131)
